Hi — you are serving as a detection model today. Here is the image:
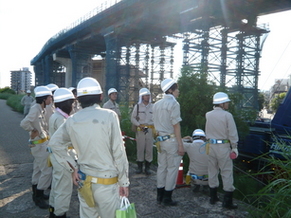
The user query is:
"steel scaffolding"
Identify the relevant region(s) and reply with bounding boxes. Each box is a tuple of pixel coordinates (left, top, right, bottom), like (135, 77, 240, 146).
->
(118, 39, 175, 103)
(182, 20, 268, 109)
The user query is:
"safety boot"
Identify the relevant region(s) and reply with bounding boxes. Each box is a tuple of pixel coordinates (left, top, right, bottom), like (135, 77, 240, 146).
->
(162, 190, 178, 206)
(43, 192, 49, 200)
(157, 187, 164, 204)
(32, 184, 37, 203)
(222, 191, 238, 209)
(35, 189, 49, 209)
(49, 206, 55, 218)
(136, 161, 143, 174)
(192, 185, 200, 192)
(145, 161, 151, 175)
(32, 184, 49, 200)
(209, 187, 219, 204)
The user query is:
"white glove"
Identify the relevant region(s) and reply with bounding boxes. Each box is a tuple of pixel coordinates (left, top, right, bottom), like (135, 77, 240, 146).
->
(231, 148, 239, 159)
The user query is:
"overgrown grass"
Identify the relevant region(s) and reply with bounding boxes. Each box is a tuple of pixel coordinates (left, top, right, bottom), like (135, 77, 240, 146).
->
(0, 93, 24, 113)
(246, 153, 291, 218)
(0, 93, 14, 100)
(229, 138, 291, 218)
(6, 94, 24, 113)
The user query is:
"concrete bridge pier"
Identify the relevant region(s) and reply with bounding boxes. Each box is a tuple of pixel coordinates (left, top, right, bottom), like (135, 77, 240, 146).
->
(53, 54, 72, 88)
(44, 55, 53, 85)
(68, 47, 93, 87)
(104, 34, 121, 99)
(33, 62, 43, 86)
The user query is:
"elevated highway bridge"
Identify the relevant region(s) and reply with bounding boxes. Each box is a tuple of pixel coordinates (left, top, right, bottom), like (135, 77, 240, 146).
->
(31, 0, 291, 107)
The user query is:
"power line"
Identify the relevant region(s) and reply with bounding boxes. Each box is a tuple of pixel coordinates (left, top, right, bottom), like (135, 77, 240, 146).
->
(260, 39, 291, 90)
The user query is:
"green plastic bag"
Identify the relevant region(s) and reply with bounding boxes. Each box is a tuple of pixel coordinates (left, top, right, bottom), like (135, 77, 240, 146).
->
(115, 197, 137, 218)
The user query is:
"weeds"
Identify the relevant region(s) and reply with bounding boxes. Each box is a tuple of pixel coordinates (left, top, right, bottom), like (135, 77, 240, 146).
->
(6, 94, 24, 113)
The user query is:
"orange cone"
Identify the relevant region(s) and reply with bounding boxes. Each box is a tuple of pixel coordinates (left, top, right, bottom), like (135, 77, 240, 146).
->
(176, 160, 184, 185)
(176, 160, 191, 188)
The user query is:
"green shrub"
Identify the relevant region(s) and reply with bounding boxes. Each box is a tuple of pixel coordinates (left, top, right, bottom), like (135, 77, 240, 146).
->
(0, 93, 13, 100)
(0, 87, 16, 94)
(120, 102, 138, 162)
(6, 95, 24, 113)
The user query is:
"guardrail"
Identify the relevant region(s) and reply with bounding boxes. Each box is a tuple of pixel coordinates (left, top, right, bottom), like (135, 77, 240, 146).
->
(36, 0, 123, 59)
(54, 0, 123, 39)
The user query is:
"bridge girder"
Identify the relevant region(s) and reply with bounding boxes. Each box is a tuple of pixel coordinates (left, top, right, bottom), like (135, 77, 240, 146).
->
(31, 0, 290, 107)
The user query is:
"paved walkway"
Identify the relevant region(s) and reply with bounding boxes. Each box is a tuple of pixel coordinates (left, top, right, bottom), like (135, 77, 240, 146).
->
(0, 99, 251, 217)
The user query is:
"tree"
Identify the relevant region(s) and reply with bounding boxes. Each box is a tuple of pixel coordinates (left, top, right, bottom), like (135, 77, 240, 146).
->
(177, 66, 256, 138)
(258, 92, 265, 111)
(270, 92, 286, 112)
(0, 87, 16, 94)
(177, 66, 216, 136)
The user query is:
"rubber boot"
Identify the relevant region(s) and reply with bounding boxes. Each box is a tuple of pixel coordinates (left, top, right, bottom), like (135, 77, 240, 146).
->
(35, 189, 49, 209)
(43, 193, 50, 200)
(145, 161, 151, 175)
(192, 185, 200, 192)
(49, 206, 55, 218)
(136, 161, 143, 174)
(157, 187, 164, 204)
(33, 184, 49, 200)
(162, 190, 178, 206)
(222, 191, 238, 209)
(32, 184, 37, 203)
(209, 187, 219, 204)
(43, 192, 49, 200)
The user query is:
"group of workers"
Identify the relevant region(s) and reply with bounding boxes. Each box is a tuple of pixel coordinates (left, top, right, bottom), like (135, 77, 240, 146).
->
(19, 76, 238, 218)
(20, 78, 127, 218)
(131, 78, 239, 209)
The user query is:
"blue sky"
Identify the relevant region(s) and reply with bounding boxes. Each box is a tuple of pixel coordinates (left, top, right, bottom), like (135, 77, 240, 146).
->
(0, 1, 290, 92)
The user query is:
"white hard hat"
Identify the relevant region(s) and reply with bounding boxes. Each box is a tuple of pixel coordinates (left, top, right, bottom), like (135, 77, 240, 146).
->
(139, 88, 150, 97)
(213, 92, 231, 104)
(108, 88, 118, 96)
(26, 90, 31, 93)
(77, 77, 103, 97)
(34, 86, 52, 97)
(138, 88, 151, 104)
(68, 87, 76, 91)
(46, 83, 59, 92)
(161, 78, 176, 92)
(53, 88, 75, 103)
(192, 129, 206, 137)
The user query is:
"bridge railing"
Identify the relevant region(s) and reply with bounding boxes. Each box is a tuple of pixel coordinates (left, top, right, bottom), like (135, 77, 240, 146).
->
(65, 0, 123, 35)
(38, 0, 123, 56)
